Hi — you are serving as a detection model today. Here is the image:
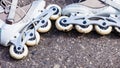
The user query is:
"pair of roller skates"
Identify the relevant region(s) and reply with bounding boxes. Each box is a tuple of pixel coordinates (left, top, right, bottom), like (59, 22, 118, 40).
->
(56, 0, 120, 35)
(0, 0, 120, 60)
(0, 0, 61, 59)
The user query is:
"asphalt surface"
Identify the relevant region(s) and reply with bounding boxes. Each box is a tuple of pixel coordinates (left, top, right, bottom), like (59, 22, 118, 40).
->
(0, 0, 120, 68)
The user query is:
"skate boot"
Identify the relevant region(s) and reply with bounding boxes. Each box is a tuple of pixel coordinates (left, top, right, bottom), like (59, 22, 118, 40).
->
(0, 0, 61, 59)
(56, 0, 120, 35)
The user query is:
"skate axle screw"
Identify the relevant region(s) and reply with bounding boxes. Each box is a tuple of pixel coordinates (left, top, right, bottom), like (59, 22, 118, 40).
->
(37, 21, 39, 23)
(74, 14, 77, 16)
(30, 33, 33, 36)
(102, 22, 106, 26)
(52, 7, 56, 11)
(14, 36, 17, 38)
(41, 20, 45, 23)
(77, 12, 80, 14)
(41, 10, 43, 12)
(83, 21, 87, 24)
(63, 19, 67, 23)
(17, 47, 21, 50)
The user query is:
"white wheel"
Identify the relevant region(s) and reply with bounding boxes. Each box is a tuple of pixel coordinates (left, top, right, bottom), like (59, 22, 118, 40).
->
(95, 25, 112, 35)
(55, 16, 73, 31)
(9, 45, 28, 60)
(26, 31, 40, 46)
(75, 25, 93, 33)
(46, 4, 61, 20)
(37, 20, 52, 33)
(115, 27, 120, 33)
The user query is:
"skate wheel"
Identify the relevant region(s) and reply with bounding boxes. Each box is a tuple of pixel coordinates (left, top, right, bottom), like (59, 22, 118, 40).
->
(95, 25, 112, 35)
(115, 27, 120, 33)
(46, 4, 61, 20)
(55, 16, 73, 31)
(37, 20, 51, 33)
(9, 45, 28, 60)
(26, 31, 40, 46)
(75, 25, 93, 33)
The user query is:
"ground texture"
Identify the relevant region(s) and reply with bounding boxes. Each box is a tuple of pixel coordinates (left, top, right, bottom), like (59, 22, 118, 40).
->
(0, 0, 120, 68)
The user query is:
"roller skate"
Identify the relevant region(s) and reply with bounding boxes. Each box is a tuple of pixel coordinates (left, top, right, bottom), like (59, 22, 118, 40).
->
(0, 0, 61, 59)
(56, 0, 120, 35)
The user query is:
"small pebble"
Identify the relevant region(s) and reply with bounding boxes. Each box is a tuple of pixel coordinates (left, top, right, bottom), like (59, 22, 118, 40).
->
(53, 64, 60, 68)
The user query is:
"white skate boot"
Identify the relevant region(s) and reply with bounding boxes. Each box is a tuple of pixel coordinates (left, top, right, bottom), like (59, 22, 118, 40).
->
(56, 0, 120, 35)
(0, 0, 61, 59)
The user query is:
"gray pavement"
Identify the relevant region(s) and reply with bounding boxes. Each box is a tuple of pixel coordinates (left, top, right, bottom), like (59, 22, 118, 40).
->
(0, 0, 120, 68)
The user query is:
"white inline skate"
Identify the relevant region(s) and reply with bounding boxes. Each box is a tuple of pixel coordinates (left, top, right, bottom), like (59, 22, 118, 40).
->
(56, 0, 120, 35)
(0, 0, 61, 59)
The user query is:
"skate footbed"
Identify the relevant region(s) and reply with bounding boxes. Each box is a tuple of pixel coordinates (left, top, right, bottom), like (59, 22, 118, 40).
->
(0, 4, 31, 23)
(80, 0, 106, 8)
